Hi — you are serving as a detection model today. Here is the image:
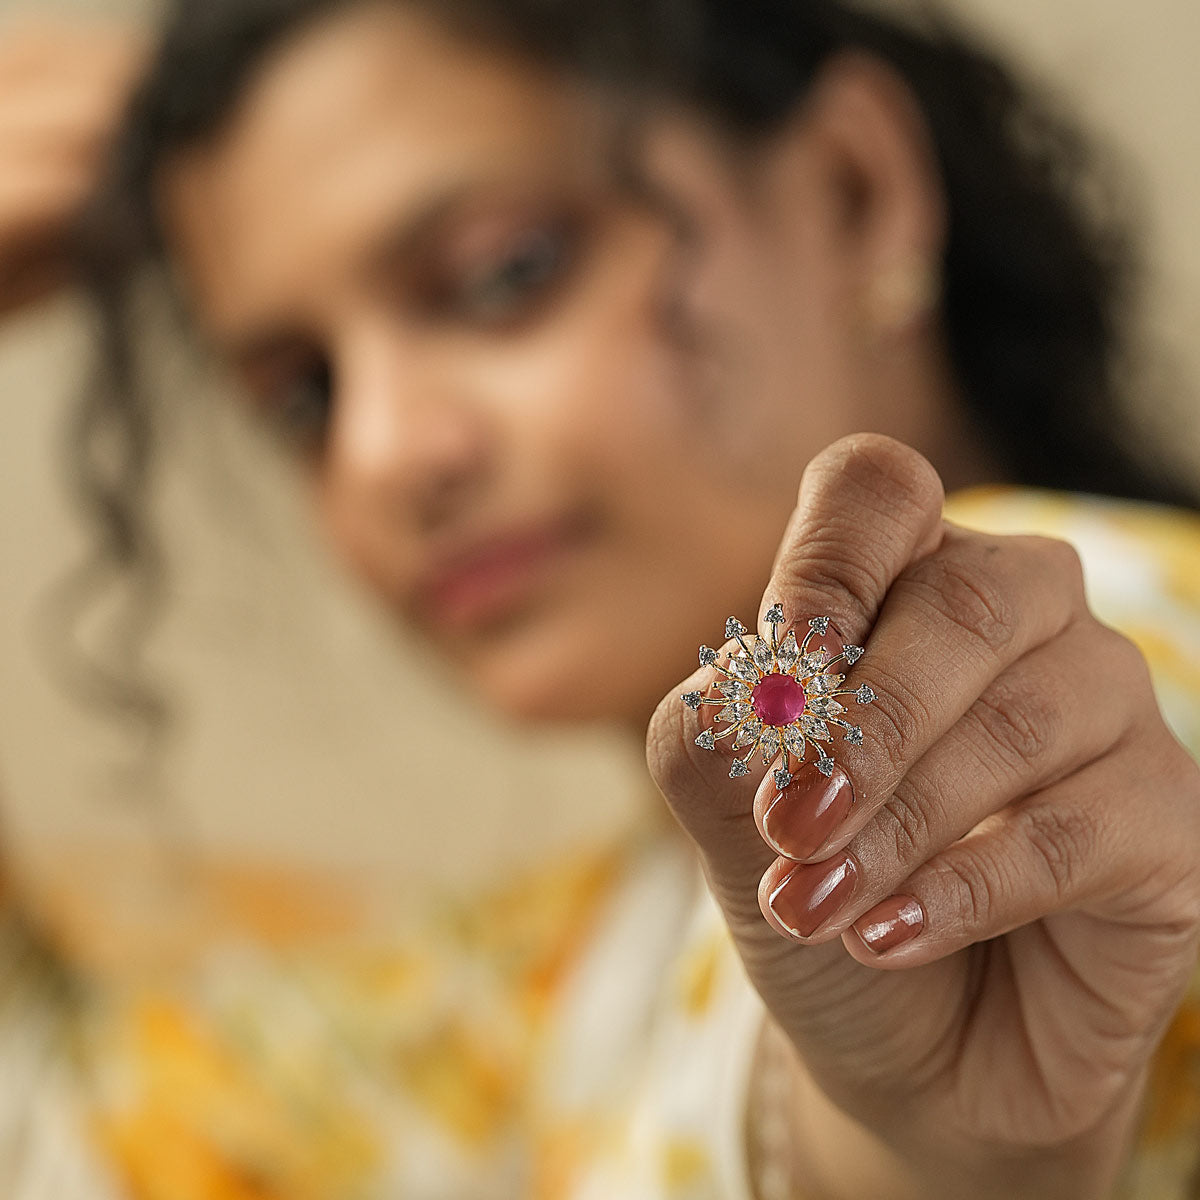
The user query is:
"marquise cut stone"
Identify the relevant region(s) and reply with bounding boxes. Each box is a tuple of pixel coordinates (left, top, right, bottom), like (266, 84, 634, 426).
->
(775, 630, 800, 672)
(799, 651, 827, 673)
(752, 637, 775, 673)
(731, 655, 759, 682)
(734, 720, 762, 748)
(808, 673, 844, 695)
(716, 702, 752, 724)
(800, 715, 831, 741)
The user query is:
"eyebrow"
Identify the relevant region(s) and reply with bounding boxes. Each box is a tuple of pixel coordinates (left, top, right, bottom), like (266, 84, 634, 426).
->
(210, 179, 482, 365)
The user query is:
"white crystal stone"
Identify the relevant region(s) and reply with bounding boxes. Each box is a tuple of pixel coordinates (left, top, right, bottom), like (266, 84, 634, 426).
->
(726, 617, 746, 639)
(716, 702, 752, 724)
(784, 726, 806, 754)
(843, 645, 865, 666)
(699, 645, 719, 667)
(807, 698, 845, 718)
(856, 684, 876, 705)
(808, 673, 844, 695)
(800, 716, 831, 741)
(816, 755, 835, 777)
(759, 726, 781, 753)
(681, 692, 702, 709)
(773, 768, 793, 790)
(809, 616, 830, 634)
(718, 679, 751, 700)
(765, 603, 785, 625)
(775, 629, 800, 672)
(752, 637, 775, 673)
(729, 758, 751, 779)
(694, 729, 716, 750)
(731, 655, 759, 682)
(799, 650, 827, 674)
(734, 722, 761, 749)
(845, 726, 864, 746)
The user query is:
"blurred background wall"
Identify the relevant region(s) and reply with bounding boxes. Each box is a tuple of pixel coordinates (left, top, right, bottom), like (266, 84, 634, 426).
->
(0, 0, 1196, 906)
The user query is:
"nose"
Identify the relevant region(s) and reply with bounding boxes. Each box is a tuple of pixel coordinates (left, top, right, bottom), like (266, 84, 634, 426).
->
(321, 322, 494, 542)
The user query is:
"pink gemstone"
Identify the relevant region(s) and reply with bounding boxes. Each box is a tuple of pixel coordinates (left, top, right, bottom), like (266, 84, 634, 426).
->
(751, 673, 807, 726)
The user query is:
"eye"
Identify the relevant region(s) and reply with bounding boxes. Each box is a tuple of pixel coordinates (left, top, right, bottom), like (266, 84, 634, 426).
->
(259, 359, 333, 453)
(452, 223, 574, 326)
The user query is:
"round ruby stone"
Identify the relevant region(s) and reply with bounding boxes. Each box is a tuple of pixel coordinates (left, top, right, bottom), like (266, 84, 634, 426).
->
(751, 673, 806, 726)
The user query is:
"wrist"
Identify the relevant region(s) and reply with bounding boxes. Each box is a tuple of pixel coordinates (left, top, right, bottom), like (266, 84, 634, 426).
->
(746, 1018, 1143, 1200)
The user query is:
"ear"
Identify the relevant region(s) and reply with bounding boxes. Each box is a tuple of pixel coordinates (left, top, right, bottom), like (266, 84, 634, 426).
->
(762, 50, 947, 291)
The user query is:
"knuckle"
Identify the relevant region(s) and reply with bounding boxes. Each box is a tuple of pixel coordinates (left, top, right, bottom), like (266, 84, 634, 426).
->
(901, 545, 1018, 656)
(1096, 623, 1152, 691)
(1015, 802, 1095, 901)
(969, 673, 1060, 772)
(1037, 534, 1086, 588)
(862, 665, 933, 778)
(941, 849, 999, 928)
(876, 782, 932, 866)
(774, 536, 891, 628)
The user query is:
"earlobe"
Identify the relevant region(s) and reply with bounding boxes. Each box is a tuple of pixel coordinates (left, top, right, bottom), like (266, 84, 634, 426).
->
(860, 253, 942, 342)
(798, 49, 947, 278)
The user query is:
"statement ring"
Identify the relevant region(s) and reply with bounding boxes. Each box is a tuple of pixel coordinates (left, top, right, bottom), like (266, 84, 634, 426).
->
(681, 604, 875, 788)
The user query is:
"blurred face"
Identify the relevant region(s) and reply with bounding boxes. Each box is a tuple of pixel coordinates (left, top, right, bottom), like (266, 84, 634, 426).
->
(160, 3, 950, 724)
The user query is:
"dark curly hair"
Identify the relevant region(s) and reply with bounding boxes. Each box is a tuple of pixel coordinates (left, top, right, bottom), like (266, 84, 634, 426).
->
(62, 0, 1197, 734)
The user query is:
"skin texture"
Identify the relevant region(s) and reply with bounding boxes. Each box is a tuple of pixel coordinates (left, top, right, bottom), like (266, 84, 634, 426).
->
(3, 7, 1200, 1198)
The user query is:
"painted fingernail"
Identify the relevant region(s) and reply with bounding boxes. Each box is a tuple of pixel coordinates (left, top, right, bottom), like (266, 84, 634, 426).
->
(853, 896, 925, 954)
(767, 854, 859, 939)
(762, 761, 855, 860)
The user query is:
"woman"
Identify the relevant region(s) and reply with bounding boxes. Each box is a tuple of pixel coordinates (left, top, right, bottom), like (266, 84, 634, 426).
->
(2, 0, 1200, 1197)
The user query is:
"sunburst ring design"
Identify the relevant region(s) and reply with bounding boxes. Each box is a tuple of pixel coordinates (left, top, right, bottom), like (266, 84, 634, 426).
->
(680, 605, 875, 788)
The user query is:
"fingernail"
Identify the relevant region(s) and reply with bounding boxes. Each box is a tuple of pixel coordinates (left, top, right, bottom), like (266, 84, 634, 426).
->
(853, 896, 925, 954)
(762, 762, 855, 860)
(767, 854, 859, 939)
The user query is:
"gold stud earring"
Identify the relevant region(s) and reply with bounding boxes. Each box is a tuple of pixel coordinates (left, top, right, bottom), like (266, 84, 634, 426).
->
(861, 255, 942, 340)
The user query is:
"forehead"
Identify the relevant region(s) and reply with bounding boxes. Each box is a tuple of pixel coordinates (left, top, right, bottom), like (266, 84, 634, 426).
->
(156, 2, 611, 340)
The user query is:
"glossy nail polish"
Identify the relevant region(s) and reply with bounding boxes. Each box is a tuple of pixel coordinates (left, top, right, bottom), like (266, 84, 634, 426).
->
(767, 854, 859, 938)
(854, 896, 925, 954)
(762, 762, 855, 860)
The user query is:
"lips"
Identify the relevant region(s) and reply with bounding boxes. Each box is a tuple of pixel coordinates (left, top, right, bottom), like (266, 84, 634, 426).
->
(414, 515, 588, 630)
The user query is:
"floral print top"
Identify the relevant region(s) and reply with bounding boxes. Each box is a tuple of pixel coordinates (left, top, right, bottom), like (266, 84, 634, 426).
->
(1, 485, 1199, 1200)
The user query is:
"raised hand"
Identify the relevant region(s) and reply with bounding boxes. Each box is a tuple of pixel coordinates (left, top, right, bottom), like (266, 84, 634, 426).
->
(0, 22, 144, 316)
(647, 434, 1200, 1199)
